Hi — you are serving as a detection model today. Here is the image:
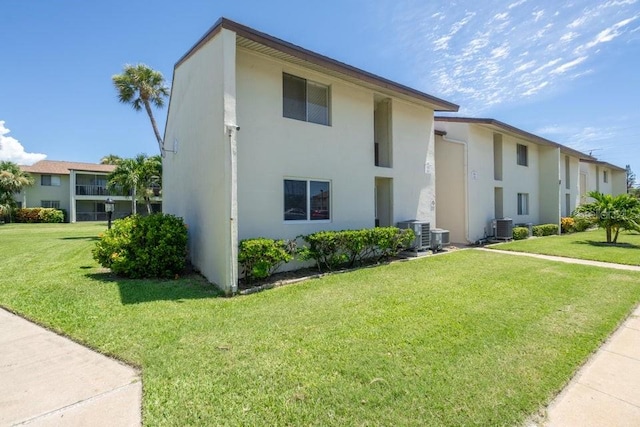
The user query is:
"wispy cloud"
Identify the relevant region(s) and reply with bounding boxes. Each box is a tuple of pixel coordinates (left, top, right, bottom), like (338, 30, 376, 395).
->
(0, 121, 46, 165)
(386, 0, 639, 110)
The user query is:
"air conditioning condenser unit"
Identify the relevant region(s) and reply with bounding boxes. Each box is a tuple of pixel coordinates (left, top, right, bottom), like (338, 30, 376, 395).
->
(397, 220, 431, 251)
(430, 229, 450, 252)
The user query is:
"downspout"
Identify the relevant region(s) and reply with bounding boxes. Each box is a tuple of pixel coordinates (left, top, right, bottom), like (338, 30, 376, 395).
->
(226, 125, 239, 295)
(441, 134, 474, 244)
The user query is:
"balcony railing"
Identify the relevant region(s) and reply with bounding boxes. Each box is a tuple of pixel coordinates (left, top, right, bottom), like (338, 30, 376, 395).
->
(76, 185, 131, 197)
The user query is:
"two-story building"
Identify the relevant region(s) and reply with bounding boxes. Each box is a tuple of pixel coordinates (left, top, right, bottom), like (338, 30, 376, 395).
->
(434, 117, 601, 244)
(579, 159, 627, 204)
(18, 160, 159, 222)
(162, 18, 459, 294)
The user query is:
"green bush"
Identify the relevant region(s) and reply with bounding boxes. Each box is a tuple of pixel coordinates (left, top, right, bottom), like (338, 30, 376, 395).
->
(93, 214, 187, 279)
(512, 227, 529, 240)
(561, 217, 575, 233)
(38, 208, 64, 223)
(14, 208, 64, 223)
(298, 227, 415, 272)
(238, 238, 294, 283)
(572, 213, 597, 232)
(532, 223, 559, 237)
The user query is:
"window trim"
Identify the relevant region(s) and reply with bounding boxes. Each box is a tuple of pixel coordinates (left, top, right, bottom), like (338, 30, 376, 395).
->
(517, 193, 529, 216)
(283, 178, 331, 223)
(603, 170, 609, 183)
(282, 72, 331, 126)
(516, 144, 528, 167)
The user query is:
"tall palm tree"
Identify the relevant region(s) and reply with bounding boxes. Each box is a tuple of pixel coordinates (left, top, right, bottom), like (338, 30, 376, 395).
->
(107, 154, 162, 215)
(112, 64, 170, 156)
(0, 161, 34, 220)
(100, 154, 122, 165)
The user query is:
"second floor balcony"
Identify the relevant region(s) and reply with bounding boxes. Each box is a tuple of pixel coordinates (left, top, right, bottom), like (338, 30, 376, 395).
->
(76, 184, 131, 197)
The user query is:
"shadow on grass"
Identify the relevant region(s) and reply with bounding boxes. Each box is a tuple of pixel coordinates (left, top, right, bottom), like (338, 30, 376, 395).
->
(60, 236, 100, 241)
(85, 272, 222, 304)
(573, 240, 640, 250)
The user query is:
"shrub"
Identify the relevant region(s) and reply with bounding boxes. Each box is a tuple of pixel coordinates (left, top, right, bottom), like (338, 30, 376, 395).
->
(512, 227, 529, 240)
(298, 227, 415, 272)
(572, 213, 597, 232)
(14, 208, 64, 223)
(561, 217, 575, 234)
(38, 208, 64, 223)
(93, 214, 187, 279)
(532, 223, 559, 237)
(238, 238, 294, 283)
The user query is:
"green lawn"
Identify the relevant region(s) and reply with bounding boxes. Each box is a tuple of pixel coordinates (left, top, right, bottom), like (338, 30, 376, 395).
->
(2, 223, 640, 426)
(491, 229, 640, 266)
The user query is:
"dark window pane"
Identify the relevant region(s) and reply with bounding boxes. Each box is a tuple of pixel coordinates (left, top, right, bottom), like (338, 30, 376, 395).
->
(310, 181, 330, 220)
(284, 179, 307, 220)
(307, 82, 329, 125)
(41, 175, 51, 186)
(283, 73, 306, 121)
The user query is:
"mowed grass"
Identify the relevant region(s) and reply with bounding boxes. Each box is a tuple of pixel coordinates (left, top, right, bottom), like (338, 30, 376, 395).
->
(492, 228, 640, 266)
(2, 223, 640, 426)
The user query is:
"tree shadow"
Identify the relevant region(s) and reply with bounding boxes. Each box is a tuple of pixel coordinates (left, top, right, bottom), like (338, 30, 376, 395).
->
(60, 236, 100, 241)
(85, 272, 223, 304)
(573, 240, 640, 250)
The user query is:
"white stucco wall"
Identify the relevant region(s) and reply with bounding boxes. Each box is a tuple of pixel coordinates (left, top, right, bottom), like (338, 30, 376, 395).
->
(434, 121, 569, 241)
(434, 135, 466, 243)
(18, 173, 71, 213)
(163, 28, 237, 294)
(235, 48, 436, 244)
(559, 154, 581, 216)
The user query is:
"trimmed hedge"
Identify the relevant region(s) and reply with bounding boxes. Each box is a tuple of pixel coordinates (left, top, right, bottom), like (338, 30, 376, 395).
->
(238, 238, 294, 283)
(573, 213, 597, 232)
(93, 214, 187, 279)
(298, 227, 415, 272)
(15, 208, 64, 223)
(512, 227, 529, 240)
(532, 223, 559, 237)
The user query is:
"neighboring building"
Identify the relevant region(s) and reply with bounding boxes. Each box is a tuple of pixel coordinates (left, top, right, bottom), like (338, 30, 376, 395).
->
(163, 18, 459, 294)
(434, 117, 597, 244)
(17, 160, 160, 222)
(579, 160, 627, 204)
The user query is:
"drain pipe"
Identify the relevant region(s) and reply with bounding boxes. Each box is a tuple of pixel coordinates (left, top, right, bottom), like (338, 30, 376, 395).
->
(441, 134, 475, 245)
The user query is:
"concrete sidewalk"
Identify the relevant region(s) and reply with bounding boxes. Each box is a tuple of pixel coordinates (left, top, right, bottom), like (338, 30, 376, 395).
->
(0, 308, 141, 426)
(477, 247, 640, 426)
(540, 304, 640, 426)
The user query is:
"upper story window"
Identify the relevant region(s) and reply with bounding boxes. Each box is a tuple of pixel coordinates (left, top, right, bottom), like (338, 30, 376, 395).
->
(283, 73, 330, 126)
(41, 175, 61, 186)
(603, 170, 609, 183)
(516, 144, 528, 167)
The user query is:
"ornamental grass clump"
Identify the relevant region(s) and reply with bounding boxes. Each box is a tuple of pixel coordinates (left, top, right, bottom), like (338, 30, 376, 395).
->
(93, 213, 187, 278)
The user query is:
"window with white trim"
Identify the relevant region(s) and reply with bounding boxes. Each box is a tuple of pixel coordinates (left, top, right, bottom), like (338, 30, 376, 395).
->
(517, 193, 529, 215)
(284, 179, 330, 221)
(517, 144, 528, 166)
(41, 175, 61, 186)
(283, 73, 330, 126)
(41, 200, 60, 209)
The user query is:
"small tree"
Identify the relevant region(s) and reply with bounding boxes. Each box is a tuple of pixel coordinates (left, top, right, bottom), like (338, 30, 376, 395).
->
(0, 161, 34, 221)
(107, 154, 161, 215)
(626, 164, 636, 192)
(575, 191, 640, 244)
(100, 154, 122, 165)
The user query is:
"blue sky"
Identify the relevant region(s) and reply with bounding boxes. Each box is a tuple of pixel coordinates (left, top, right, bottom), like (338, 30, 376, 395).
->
(1, 0, 638, 171)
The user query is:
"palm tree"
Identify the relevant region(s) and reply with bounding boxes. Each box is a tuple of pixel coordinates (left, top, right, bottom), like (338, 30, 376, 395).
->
(112, 64, 170, 156)
(0, 161, 34, 221)
(107, 154, 162, 215)
(100, 154, 122, 165)
(575, 191, 640, 244)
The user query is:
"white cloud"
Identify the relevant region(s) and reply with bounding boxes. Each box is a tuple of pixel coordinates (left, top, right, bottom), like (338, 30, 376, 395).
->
(550, 56, 588, 74)
(386, 0, 639, 111)
(0, 121, 46, 165)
